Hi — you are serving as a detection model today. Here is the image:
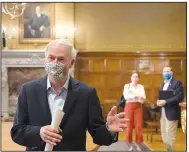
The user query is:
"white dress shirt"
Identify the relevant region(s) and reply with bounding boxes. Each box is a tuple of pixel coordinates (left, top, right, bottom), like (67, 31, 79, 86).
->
(47, 74, 70, 116)
(123, 83, 146, 103)
(162, 77, 172, 91)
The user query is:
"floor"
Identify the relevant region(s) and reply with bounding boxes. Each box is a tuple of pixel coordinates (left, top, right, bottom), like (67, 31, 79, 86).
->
(2, 122, 186, 151)
(1, 122, 99, 151)
(118, 128, 186, 151)
(98, 141, 151, 151)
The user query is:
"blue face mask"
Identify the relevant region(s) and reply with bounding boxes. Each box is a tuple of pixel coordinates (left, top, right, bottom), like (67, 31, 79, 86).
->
(163, 72, 172, 80)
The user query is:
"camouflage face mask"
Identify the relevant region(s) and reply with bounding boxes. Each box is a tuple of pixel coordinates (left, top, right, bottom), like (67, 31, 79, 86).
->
(45, 62, 68, 81)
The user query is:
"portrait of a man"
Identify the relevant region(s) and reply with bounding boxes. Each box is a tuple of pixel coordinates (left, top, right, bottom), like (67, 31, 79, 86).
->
(19, 3, 54, 43)
(24, 5, 50, 38)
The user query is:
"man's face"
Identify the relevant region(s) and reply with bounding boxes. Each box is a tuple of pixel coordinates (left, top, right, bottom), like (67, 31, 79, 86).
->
(131, 73, 139, 84)
(162, 66, 173, 80)
(163, 67, 172, 74)
(36, 6, 41, 15)
(45, 43, 75, 72)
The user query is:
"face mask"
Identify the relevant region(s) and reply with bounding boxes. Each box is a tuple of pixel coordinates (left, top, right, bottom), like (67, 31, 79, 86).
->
(45, 62, 68, 81)
(163, 72, 172, 80)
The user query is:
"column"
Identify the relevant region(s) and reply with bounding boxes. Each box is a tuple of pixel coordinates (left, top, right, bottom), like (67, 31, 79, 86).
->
(2, 66, 9, 119)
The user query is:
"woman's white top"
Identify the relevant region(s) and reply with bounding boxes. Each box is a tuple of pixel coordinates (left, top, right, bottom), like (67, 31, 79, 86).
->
(123, 83, 146, 103)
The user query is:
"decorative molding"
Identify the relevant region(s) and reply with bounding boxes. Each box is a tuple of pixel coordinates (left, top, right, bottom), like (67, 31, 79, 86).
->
(77, 52, 186, 58)
(77, 44, 186, 52)
(2, 67, 7, 89)
(2, 50, 45, 66)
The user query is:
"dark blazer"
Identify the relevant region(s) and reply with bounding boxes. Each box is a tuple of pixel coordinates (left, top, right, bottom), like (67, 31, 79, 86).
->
(158, 77, 184, 121)
(11, 75, 117, 151)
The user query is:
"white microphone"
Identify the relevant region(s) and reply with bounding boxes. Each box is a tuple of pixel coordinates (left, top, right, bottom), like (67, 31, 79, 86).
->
(44, 109, 64, 151)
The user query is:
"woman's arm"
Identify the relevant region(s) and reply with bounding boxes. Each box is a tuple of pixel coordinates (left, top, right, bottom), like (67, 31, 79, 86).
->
(138, 85, 146, 103)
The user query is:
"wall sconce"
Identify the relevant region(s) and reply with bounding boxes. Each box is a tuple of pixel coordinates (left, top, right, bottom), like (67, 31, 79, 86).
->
(1, 26, 18, 50)
(11, 27, 17, 39)
(2, 26, 7, 49)
(2, 26, 17, 40)
(2, 30, 6, 48)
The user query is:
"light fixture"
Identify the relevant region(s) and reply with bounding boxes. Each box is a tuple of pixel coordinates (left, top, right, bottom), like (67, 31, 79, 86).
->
(2, 3, 29, 19)
(56, 25, 75, 39)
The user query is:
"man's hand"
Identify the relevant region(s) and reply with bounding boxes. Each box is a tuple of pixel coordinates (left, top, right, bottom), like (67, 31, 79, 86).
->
(40, 25, 45, 32)
(157, 100, 166, 107)
(40, 125, 62, 146)
(28, 25, 31, 29)
(31, 29, 35, 36)
(106, 106, 129, 132)
(134, 96, 140, 100)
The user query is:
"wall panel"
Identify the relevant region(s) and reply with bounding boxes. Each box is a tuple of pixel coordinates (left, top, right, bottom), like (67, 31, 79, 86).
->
(75, 52, 186, 105)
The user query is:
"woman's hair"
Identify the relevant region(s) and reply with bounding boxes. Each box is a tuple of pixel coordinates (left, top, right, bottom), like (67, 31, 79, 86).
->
(131, 70, 140, 78)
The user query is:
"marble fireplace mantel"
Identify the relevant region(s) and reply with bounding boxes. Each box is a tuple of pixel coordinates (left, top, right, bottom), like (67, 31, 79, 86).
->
(2, 50, 45, 66)
(2, 50, 74, 119)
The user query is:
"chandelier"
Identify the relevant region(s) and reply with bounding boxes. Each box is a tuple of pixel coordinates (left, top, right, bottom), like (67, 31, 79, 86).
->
(2, 3, 29, 19)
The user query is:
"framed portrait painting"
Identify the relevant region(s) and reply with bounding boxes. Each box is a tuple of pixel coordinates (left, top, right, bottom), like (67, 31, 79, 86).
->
(19, 3, 55, 43)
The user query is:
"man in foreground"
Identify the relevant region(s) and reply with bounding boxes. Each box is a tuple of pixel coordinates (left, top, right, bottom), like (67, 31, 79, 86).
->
(11, 39, 128, 151)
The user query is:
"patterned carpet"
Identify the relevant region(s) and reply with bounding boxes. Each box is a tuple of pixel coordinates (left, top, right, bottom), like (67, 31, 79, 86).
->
(98, 141, 151, 151)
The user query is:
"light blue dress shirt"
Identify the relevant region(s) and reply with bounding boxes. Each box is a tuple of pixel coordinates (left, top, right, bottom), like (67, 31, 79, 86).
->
(47, 75, 70, 116)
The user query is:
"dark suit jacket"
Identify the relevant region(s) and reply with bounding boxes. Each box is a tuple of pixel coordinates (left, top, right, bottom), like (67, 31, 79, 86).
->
(158, 77, 184, 121)
(11, 75, 117, 151)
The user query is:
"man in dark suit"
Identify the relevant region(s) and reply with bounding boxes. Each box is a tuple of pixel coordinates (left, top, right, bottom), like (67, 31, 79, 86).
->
(157, 66, 184, 151)
(11, 40, 128, 151)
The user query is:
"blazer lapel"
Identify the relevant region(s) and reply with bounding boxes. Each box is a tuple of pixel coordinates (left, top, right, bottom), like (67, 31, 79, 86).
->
(37, 75, 52, 125)
(60, 77, 80, 127)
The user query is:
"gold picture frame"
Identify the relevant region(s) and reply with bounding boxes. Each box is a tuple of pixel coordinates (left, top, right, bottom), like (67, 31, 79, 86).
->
(19, 3, 55, 43)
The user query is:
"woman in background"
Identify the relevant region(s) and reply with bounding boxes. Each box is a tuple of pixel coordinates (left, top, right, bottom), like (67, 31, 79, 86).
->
(123, 71, 146, 151)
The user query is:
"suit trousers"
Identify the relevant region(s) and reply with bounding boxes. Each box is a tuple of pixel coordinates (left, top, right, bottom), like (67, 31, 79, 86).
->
(160, 107, 178, 151)
(124, 102, 143, 144)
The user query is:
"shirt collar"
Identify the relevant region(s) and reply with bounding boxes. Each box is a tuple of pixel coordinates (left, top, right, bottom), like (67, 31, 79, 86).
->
(164, 76, 172, 83)
(47, 74, 70, 90)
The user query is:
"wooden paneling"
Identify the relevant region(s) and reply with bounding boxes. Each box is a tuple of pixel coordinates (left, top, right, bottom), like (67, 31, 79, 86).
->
(139, 74, 152, 87)
(152, 74, 164, 88)
(182, 60, 186, 76)
(79, 59, 90, 72)
(170, 59, 182, 74)
(104, 89, 122, 100)
(122, 60, 136, 72)
(145, 88, 155, 102)
(106, 59, 122, 72)
(95, 88, 104, 102)
(91, 59, 105, 72)
(152, 59, 169, 73)
(106, 74, 122, 88)
(136, 60, 153, 73)
(75, 52, 186, 104)
(79, 73, 91, 84)
(90, 74, 105, 88)
(123, 74, 131, 84)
